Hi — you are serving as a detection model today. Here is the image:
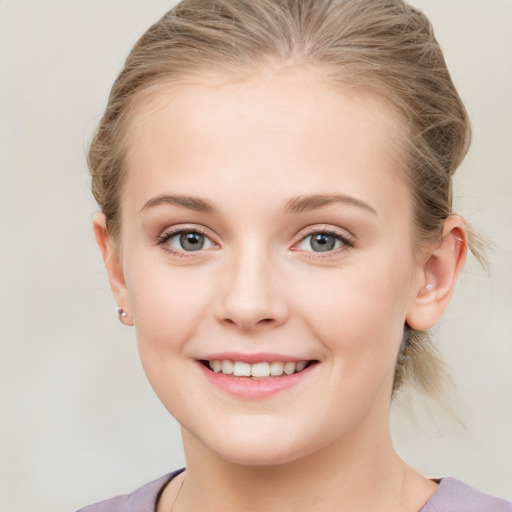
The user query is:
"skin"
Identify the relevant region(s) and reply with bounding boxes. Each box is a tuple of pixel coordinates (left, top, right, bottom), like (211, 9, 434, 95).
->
(94, 67, 467, 511)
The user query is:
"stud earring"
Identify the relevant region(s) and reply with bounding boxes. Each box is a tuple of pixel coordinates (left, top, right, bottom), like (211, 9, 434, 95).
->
(116, 307, 128, 319)
(424, 284, 434, 293)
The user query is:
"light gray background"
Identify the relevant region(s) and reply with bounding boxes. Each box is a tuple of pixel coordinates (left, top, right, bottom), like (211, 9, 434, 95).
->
(0, 1, 511, 511)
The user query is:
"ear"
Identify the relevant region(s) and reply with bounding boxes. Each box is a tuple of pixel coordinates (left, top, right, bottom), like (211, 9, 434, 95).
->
(93, 213, 134, 326)
(406, 215, 467, 331)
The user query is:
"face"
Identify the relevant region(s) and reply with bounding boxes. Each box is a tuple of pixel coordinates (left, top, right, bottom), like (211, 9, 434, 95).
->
(111, 68, 426, 465)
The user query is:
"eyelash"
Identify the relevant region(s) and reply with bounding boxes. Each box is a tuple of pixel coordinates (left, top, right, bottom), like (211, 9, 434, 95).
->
(155, 227, 355, 258)
(155, 226, 217, 257)
(294, 228, 355, 259)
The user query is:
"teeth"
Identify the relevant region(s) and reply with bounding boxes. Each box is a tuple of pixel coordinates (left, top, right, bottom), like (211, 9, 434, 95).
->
(211, 360, 222, 373)
(270, 361, 284, 376)
(296, 360, 307, 372)
(251, 362, 270, 377)
(233, 361, 251, 377)
(283, 362, 296, 375)
(208, 359, 310, 378)
(221, 360, 233, 374)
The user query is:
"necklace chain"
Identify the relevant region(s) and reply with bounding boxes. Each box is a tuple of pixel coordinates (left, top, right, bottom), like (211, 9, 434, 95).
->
(170, 473, 185, 512)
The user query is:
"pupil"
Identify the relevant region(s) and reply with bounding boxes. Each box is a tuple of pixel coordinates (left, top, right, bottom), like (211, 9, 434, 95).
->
(180, 232, 204, 251)
(311, 234, 335, 252)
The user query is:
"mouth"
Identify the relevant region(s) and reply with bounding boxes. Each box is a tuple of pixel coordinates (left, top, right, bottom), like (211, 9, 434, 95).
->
(199, 359, 318, 379)
(197, 355, 320, 399)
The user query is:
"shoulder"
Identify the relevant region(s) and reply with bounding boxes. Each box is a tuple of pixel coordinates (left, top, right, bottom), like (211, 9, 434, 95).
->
(76, 469, 185, 512)
(420, 477, 512, 512)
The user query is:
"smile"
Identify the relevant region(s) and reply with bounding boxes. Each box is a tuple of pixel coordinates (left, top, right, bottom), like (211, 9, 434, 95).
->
(197, 356, 319, 399)
(203, 359, 311, 378)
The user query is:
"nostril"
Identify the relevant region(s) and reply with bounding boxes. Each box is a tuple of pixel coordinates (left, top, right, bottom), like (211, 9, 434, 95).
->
(221, 317, 276, 328)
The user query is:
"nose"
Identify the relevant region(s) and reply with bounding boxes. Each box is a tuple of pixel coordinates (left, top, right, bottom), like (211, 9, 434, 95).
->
(214, 247, 289, 332)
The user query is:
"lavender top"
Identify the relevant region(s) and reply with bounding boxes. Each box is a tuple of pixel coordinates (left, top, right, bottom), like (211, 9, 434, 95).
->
(77, 469, 512, 512)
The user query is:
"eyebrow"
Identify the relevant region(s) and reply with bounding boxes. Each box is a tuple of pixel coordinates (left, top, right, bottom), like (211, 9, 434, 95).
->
(140, 194, 215, 213)
(140, 193, 377, 216)
(283, 194, 377, 215)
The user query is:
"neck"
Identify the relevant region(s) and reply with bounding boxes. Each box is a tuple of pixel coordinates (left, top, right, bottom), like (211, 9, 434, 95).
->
(175, 412, 434, 512)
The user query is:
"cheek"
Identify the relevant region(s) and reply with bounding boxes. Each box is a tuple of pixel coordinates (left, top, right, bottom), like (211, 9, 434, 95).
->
(125, 259, 213, 353)
(124, 263, 215, 416)
(293, 257, 413, 366)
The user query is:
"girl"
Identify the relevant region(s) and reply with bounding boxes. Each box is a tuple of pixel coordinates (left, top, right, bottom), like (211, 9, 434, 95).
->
(80, 0, 511, 510)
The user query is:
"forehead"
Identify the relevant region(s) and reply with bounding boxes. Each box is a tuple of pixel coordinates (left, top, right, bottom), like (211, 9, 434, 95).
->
(122, 68, 410, 218)
(127, 68, 404, 151)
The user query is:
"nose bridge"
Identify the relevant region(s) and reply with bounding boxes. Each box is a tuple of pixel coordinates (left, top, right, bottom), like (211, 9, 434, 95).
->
(216, 239, 288, 330)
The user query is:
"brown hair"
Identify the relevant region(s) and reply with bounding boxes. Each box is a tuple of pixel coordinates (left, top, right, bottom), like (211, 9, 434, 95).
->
(88, 0, 485, 397)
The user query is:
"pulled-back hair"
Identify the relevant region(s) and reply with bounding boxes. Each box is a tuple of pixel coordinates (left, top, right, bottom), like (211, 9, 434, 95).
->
(88, 0, 484, 398)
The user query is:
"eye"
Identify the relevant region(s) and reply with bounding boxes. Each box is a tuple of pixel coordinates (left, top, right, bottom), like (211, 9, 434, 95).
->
(297, 230, 353, 253)
(158, 229, 216, 253)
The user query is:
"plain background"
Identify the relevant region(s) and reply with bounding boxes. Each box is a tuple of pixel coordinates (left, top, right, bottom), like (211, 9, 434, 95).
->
(0, 1, 511, 510)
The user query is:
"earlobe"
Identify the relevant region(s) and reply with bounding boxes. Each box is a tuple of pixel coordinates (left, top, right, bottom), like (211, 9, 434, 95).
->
(93, 213, 134, 326)
(406, 216, 467, 331)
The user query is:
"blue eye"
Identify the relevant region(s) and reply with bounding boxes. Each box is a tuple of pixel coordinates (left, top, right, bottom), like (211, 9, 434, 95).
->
(161, 230, 215, 252)
(298, 231, 352, 253)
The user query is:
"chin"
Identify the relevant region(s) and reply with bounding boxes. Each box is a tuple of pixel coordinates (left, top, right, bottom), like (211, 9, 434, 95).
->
(189, 419, 326, 467)
(214, 442, 306, 467)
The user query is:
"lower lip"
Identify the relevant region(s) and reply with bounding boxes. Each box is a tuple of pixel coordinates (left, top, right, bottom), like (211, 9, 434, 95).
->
(196, 362, 317, 399)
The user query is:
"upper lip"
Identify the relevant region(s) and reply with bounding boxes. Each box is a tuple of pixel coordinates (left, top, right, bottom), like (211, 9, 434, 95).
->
(198, 352, 315, 364)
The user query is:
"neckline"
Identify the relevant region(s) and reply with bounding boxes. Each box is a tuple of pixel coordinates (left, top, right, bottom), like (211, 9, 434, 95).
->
(155, 468, 186, 511)
(155, 471, 447, 512)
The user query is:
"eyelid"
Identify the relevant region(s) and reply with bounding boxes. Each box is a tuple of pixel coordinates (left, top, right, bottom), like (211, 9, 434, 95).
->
(291, 226, 355, 256)
(154, 223, 354, 258)
(155, 224, 219, 256)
